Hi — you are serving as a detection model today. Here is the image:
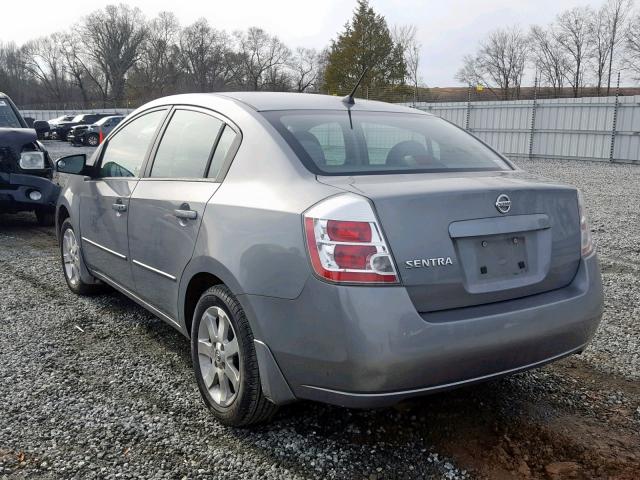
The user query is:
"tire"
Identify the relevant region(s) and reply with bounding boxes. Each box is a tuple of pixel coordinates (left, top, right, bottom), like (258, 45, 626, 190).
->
(86, 133, 99, 147)
(191, 285, 277, 427)
(35, 209, 55, 226)
(59, 218, 101, 295)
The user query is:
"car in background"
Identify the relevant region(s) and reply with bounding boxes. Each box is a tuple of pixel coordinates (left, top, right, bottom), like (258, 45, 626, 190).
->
(0, 91, 59, 225)
(53, 113, 115, 141)
(55, 92, 603, 426)
(76, 115, 125, 146)
(67, 124, 90, 145)
(47, 115, 75, 139)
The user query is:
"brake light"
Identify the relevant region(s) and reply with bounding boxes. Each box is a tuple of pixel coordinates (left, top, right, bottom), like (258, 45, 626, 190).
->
(303, 194, 398, 284)
(98, 130, 104, 144)
(327, 220, 372, 242)
(577, 191, 594, 257)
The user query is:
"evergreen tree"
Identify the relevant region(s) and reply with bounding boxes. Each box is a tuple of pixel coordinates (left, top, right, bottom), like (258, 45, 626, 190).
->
(323, 0, 406, 96)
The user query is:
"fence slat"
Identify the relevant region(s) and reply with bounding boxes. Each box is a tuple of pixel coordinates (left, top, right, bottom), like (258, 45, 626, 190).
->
(411, 95, 640, 164)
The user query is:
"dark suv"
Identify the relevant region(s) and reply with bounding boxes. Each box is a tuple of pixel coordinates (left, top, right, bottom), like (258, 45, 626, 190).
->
(0, 92, 59, 225)
(53, 113, 114, 141)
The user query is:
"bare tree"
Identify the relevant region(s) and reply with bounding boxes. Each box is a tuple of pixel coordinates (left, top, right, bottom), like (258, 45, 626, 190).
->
(179, 18, 236, 92)
(530, 25, 568, 96)
(22, 34, 68, 101)
(82, 4, 148, 104)
(0, 42, 29, 103)
(555, 7, 593, 97)
(604, 0, 633, 94)
(392, 25, 421, 102)
(235, 27, 291, 91)
(131, 12, 181, 99)
(474, 27, 528, 99)
(625, 12, 640, 82)
(59, 32, 95, 103)
(455, 54, 482, 86)
(289, 48, 320, 92)
(588, 6, 612, 95)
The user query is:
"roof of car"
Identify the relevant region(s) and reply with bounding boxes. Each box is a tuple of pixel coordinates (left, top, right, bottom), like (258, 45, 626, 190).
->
(0, 92, 7, 98)
(215, 91, 423, 114)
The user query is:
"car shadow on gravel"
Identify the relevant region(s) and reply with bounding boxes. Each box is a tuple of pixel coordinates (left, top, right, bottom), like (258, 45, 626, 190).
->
(260, 362, 640, 479)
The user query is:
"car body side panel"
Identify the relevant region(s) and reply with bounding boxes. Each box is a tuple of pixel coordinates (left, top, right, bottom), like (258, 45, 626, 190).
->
(79, 178, 138, 289)
(56, 174, 101, 285)
(128, 179, 220, 319)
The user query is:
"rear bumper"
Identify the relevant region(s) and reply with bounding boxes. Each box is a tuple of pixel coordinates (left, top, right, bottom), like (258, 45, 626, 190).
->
(242, 253, 603, 408)
(0, 172, 60, 212)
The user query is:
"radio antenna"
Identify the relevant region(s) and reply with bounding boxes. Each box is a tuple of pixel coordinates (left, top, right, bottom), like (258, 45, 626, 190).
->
(342, 67, 369, 105)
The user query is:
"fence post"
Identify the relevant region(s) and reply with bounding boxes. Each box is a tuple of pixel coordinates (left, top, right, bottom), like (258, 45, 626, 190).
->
(528, 77, 538, 160)
(609, 71, 621, 163)
(465, 85, 472, 131)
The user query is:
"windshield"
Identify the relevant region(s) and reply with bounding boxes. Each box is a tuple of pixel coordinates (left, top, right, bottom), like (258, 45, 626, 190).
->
(0, 99, 23, 128)
(264, 110, 511, 175)
(71, 115, 85, 122)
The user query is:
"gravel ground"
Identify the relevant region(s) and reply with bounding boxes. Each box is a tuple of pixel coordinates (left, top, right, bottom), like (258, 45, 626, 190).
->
(1, 146, 639, 479)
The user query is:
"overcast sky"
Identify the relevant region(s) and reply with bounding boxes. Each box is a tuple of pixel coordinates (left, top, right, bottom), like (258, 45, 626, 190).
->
(2, 0, 611, 86)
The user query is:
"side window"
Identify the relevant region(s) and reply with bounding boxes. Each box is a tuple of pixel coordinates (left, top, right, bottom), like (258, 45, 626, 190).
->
(99, 110, 166, 178)
(207, 125, 238, 179)
(151, 110, 223, 179)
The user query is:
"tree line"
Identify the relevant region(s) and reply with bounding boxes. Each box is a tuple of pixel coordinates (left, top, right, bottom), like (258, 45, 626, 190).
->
(0, 0, 422, 109)
(457, 0, 640, 99)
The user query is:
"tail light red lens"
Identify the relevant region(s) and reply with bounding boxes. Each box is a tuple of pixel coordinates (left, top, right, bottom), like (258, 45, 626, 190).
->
(327, 220, 372, 242)
(334, 244, 377, 270)
(303, 194, 399, 284)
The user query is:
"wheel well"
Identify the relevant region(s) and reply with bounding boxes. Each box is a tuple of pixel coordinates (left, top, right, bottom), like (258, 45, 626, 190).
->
(57, 205, 70, 234)
(184, 272, 223, 337)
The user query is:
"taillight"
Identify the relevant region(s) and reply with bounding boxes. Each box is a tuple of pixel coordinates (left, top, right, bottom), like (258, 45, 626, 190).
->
(577, 191, 594, 257)
(303, 194, 398, 284)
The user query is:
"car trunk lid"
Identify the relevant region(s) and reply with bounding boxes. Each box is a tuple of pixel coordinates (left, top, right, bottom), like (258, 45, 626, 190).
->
(318, 171, 581, 312)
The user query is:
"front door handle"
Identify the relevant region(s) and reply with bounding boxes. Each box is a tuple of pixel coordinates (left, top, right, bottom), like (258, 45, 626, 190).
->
(174, 207, 197, 220)
(112, 202, 127, 213)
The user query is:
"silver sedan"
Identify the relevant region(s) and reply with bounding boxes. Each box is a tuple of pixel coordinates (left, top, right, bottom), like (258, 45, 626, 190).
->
(55, 92, 603, 426)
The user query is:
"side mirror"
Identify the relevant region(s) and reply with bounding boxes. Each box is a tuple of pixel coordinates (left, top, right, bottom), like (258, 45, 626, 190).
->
(33, 120, 50, 135)
(56, 154, 87, 175)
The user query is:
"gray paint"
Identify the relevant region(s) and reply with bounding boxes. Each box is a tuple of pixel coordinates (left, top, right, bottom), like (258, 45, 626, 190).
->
(57, 92, 604, 408)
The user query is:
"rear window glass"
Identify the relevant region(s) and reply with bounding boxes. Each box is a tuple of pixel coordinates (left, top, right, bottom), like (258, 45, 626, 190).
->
(263, 110, 510, 175)
(0, 100, 22, 128)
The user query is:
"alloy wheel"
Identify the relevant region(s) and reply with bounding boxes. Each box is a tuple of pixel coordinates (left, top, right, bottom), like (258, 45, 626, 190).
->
(197, 306, 241, 407)
(62, 228, 81, 287)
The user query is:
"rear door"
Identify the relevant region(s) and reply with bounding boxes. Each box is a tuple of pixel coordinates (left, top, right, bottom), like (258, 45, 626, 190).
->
(79, 109, 168, 289)
(127, 107, 239, 320)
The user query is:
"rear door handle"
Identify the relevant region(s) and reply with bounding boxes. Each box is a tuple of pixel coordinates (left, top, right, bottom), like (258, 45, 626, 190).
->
(174, 208, 197, 220)
(112, 202, 127, 213)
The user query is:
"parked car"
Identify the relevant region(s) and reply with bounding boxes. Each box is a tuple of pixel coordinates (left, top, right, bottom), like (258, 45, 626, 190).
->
(53, 113, 114, 141)
(55, 92, 604, 426)
(78, 115, 124, 146)
(0, 92, 59, 225)
(47, 115, 75, 139)
(23, 116, 51, 140)
(67, 124, 90, 144)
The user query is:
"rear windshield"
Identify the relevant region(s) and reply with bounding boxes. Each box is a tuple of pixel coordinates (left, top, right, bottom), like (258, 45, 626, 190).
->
(0, 99, 22, 128)
(263, 110, 511, 175)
